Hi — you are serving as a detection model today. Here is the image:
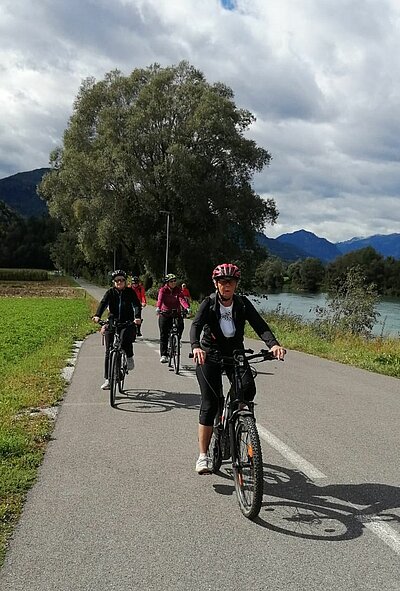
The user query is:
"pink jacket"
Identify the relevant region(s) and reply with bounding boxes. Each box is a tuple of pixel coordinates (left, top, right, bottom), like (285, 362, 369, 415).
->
(157, 285, 189, 315)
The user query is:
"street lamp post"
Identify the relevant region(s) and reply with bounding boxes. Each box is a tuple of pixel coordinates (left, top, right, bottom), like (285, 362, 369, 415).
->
(160, 210, 171, 277)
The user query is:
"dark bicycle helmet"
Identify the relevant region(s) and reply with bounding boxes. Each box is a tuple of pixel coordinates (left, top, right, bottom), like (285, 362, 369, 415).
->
(111, 269, 127, 280)
(164, 273, 177, 283)
(212, 263, 241, 281)
(132, 276, 139, 283)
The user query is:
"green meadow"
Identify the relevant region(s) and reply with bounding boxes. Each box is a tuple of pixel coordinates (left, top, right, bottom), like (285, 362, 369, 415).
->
(0, 289, 96, 565)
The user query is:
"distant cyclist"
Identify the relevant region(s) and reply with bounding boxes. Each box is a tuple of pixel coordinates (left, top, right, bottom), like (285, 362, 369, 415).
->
(131, 276, 147, 337)
(190, 263, 286, 474)
(181, 283, 192, 304)
(93, 270, 142, 390)
(180, 282, 192, 318)
(156, 273, 190, 363)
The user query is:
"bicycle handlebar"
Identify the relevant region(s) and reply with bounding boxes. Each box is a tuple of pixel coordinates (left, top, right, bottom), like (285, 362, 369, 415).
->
(188, 348, 282, 362)
(96, 319, 135, 328)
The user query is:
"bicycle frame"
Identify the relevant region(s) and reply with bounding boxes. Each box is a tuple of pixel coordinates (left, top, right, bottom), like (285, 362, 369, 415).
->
(217, 350, 256, 414)
(99, 319, 133, 407)
(160, 310, 181, 374)
(209, 348, 276, 519)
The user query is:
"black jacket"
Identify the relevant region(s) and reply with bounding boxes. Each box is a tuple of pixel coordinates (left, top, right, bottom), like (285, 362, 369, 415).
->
(190, 293, 279, 355)
(95, 287, 141, 321)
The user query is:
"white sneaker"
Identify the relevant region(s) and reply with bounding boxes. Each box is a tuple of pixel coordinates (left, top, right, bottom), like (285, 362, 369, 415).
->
(160, 355, 168, 363)
(101, 379, 110, 390)
(195, 455, 213, 474)
(127, 357, 134, 370)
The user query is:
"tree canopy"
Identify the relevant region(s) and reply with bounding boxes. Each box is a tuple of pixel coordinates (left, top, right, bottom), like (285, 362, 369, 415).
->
(0, 201, 59, 269)
(39, 61, 277, 293)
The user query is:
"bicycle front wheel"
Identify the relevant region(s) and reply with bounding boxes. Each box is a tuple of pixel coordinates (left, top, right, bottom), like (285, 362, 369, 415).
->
(209, 420, 222, 473)
(232, 415, 264, 520)
(109, 352, 119, 408)
(119, 352, 127, 393)
(168, 334, 174, 368)
(172, 335, 180, 374)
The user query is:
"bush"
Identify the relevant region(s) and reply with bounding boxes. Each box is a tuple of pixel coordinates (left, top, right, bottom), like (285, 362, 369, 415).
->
(0, 269, 49, 281)
(314, 266, 380, 338)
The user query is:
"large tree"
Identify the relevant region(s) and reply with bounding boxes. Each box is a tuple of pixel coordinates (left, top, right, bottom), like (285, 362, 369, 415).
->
(39, 61, 277, 292)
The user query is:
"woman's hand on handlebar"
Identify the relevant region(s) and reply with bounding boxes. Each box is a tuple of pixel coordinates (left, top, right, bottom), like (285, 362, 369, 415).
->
(192, 347, 206, 365)
(270, 344, 286, 360)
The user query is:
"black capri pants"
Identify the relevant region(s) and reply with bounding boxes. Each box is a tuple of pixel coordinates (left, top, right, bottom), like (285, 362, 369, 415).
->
(196, 357, 256, 426)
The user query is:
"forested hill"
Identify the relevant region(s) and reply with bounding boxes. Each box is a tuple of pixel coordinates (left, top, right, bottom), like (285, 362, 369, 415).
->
(0, 168, 50, 217)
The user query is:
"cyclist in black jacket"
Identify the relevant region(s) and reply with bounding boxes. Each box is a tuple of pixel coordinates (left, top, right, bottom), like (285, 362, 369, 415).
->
(190, 263, 286, 474)
(93, 269, 142, 390)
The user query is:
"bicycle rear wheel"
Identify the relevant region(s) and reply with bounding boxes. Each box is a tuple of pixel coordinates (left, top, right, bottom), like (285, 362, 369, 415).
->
(232, 415, 263, 520)
(109, 352, 119, 408)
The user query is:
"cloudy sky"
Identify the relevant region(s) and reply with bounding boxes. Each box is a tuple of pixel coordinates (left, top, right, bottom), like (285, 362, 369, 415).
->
(1, 0, 399, 242)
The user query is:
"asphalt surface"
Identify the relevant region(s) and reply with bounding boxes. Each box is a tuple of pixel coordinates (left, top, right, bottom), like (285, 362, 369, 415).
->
(1, 279, 399, 590)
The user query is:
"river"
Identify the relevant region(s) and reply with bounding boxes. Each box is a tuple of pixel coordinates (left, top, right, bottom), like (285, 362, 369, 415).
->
(248, 292, 400, 338)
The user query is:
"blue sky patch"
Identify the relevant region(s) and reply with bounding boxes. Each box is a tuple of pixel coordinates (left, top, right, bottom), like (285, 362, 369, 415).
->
(220, 0, 236, 10)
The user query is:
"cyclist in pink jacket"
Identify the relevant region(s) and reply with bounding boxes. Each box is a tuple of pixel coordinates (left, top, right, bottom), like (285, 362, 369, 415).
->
(156, 273, 190, 363)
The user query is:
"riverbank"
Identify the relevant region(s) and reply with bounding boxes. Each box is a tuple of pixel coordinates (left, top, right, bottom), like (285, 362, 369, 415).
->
(253, 309, 400, 378)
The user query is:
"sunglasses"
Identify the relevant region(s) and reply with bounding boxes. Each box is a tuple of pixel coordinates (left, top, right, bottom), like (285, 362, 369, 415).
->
(217, 278, 235, 285)
(114, 278, 126, 283)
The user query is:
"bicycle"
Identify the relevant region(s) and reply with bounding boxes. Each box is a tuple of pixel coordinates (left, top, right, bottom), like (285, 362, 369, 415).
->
(193, 348, 277, 520)
(99, 319, 134, 407)
(160, 310, 181, 374)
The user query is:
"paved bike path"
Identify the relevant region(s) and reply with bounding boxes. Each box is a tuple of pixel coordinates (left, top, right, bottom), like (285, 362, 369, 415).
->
(1, 279, 399, 590)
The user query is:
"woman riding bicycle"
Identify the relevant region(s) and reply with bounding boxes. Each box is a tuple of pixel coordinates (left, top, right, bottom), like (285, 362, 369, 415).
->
(190, 263, 286, 474)
(156, 273, 190, 363)
(93, 269, 142, 390)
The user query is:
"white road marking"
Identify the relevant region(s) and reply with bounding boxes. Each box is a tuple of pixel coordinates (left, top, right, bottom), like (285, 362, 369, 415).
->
(141, 340, 157, 349)
(257, 424, 327, 480)
(355, 514, 400, 556)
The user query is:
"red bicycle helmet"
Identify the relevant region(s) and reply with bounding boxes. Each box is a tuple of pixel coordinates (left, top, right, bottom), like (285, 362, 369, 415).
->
(212, 263, 241, 281)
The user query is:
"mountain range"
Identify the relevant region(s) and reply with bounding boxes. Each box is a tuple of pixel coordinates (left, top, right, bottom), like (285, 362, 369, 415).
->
(258, 230, 400, 262)
(0, 168, 49, 217)
(1, 168, 399, 262)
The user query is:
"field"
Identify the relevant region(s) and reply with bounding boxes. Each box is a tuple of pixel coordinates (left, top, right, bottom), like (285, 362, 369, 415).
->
(0, 277, 96, 565)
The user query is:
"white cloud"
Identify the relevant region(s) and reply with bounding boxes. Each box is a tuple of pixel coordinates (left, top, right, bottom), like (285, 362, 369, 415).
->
(1, 0, 399, 241)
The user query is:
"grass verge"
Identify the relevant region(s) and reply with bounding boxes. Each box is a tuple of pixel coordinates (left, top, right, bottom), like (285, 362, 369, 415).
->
(0, 279, 97, 566)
